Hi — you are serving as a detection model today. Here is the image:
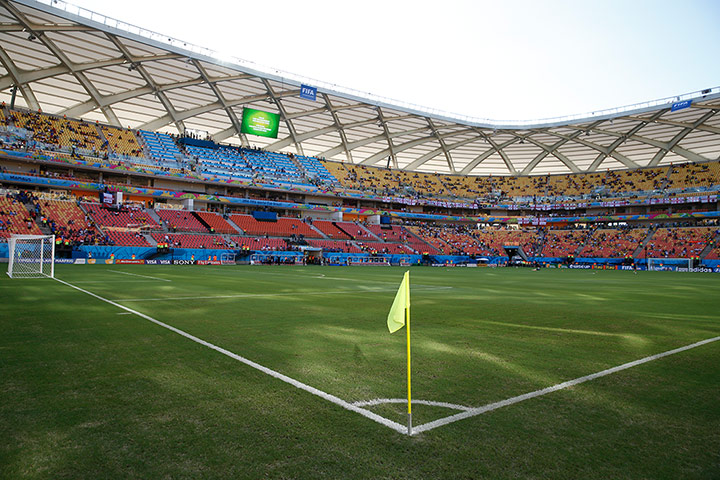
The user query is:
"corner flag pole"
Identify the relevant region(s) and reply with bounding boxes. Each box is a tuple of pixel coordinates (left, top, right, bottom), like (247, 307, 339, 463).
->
(386, 270, 412, 435)
(406, 271, 412, 436)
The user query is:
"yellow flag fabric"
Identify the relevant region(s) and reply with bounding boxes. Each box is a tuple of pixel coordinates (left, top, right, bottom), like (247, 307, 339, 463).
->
(387, 271, 410, 333)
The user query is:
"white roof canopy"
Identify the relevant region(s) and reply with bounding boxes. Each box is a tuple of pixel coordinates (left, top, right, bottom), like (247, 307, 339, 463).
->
(1, 0, 719, 175)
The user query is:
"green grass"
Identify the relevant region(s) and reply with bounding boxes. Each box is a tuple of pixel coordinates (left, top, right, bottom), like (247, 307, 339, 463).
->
(1, 265, 719, 479)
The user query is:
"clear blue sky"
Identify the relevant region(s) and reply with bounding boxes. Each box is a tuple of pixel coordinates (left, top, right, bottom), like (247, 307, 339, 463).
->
(68, 0, 720, 121)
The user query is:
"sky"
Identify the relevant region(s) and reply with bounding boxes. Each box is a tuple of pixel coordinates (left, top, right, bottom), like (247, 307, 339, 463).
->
(65, 0, 720, 122)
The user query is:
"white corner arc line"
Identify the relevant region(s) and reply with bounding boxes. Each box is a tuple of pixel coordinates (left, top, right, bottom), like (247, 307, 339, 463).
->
(412, 335, 720, 435)
(352, 398, 472, 411)
(52, 277, 407, 434)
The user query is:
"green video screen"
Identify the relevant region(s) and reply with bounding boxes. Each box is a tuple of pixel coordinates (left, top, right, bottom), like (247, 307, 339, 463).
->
(240, 107, 280, 138)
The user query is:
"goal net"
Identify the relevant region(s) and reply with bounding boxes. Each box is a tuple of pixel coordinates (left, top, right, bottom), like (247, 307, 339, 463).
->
(7, 234, 55, 279)
(647, 257, 692, 271)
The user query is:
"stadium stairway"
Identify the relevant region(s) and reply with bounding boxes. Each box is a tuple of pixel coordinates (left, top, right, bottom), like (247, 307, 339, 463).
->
(632, 225, 657, 258)
(145, 208, 166, 231)
(225, 216, 245, 234)
(332, 222, 354, 239)
(192, 211, 212, 232)
(571, 229, 591, 257)
(699, 230, 720, 260)
(307, 222, 328, 238)
(143, 233, 157, 246)
(405, 227, 441, 253)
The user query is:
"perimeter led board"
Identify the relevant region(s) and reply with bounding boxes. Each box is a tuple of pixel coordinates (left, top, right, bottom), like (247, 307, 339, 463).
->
(240, 107, 280, 138)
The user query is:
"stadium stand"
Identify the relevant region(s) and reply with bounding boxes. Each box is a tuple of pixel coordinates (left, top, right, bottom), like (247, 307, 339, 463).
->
(472, 229, 540, 257)
(99, 125, 144, 158)
(106, 230, 152, 247)
(10, 109, 105, 153)
(306, 239, 362, 253)
(311, 220, 352, 239)
(153, 233, 230, 249)
(138, 130, 184, 167)
(84, 203, 161, 230)
(230, 236, 288, 251)
(541, 229, 592, 258)
(229, 214, 322, 238)
(0, 195, 43, 238)
(643, 227, 715, 258)
(578, 228, 649, 258)
(37, 199, 100, 244)
(355, 241, 413, 255)
(156, 209, 208, 233)
(194, 211, 238, 234)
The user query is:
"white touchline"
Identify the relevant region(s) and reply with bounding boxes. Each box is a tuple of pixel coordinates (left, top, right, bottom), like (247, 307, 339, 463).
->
(52, 277, 407, 434)
(109, 270, 172, 282)
(412, 334, 720, 435)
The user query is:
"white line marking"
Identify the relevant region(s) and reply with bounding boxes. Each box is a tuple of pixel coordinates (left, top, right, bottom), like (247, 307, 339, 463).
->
(50, 277, 720, 437)
(412, 335, 720, 434)
(352, 398, 471, 411)
(109, 270, 172, 282)
(52, 277, 408, 434)
(118, 286, 451, 302)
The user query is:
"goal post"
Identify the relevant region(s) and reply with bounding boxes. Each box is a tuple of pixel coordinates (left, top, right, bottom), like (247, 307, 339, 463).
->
(647, 257, 692, 271)
(6, 234, 55, 279)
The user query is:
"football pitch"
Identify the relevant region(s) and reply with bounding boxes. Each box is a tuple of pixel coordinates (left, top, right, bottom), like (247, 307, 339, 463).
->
(1, 265, 719, 479)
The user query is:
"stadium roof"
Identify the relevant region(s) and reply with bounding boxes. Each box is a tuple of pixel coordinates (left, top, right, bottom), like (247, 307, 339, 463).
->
(1, 0, 719, 176)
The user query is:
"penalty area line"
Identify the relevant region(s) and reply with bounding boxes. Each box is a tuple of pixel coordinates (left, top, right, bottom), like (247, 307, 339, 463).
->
(52, 277, 407, 435)
(412, 334, 720, 435)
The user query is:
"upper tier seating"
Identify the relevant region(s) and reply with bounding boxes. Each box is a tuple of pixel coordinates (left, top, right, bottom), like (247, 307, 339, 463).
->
(139, 130, 184, 166)
(100, 125, 143, 157)
(666, 162, 720, 190)
(11, 110, 105, 152)
(296, 154, 337, 185)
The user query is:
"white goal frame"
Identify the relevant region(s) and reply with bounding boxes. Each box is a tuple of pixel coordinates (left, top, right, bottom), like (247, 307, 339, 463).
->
(647, 257, 692, 271)
(6, 234, 55, 278)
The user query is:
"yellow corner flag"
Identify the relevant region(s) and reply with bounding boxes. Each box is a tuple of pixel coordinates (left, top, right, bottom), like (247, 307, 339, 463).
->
(387, 270, 410, 333)
(387, 270, 413, 435)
